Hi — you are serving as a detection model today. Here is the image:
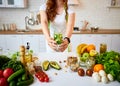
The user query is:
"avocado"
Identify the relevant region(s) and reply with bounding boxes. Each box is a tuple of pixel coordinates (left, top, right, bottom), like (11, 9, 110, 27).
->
(50, 61, 61, 70)
(42, 60, 50, 71)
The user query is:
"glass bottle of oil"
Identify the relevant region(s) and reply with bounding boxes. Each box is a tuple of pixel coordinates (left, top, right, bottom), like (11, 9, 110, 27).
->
(25, 42, 32, 63)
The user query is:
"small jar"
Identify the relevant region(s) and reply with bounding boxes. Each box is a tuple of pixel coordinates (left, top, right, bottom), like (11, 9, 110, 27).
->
(100, 43, 107, 54)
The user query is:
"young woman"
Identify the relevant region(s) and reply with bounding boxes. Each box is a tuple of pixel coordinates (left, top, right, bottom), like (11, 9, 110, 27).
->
(39, 0, 75, 52)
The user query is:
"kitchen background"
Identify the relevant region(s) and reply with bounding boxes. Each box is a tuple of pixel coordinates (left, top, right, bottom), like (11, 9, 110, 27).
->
(0, 0, 120, 30)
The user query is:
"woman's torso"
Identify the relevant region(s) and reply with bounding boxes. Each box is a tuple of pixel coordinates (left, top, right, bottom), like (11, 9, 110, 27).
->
(39, 4, 74, 52)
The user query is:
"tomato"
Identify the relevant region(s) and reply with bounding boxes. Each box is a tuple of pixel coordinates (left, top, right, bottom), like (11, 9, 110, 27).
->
(86, 69, 93, 76)
(44, 77, 49, 82)
(77, 68, 85, 76)
(37, 71, 44, 75)
(35, 73, 39, 78)
(0, 70, 3, 78)
(3, 68, 14, 79)
(35, 71, 49, 82)
(43, 74, 48, 78)
(0, 77, 8, 86)
(39, 76, 45, 82)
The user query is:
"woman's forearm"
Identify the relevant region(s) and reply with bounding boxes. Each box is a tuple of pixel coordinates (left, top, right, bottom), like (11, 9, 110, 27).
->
(41, 21, 50, 41)
(65, 13, 75, 38)
(40, 10, 50, 41)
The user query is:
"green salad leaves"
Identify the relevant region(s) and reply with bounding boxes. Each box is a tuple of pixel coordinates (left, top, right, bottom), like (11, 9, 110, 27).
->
(95, 51, 120, 82)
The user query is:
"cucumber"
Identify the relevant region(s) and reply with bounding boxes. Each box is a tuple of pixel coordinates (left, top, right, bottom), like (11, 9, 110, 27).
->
(18, 76, 22, 82)
(22, 73, 28, 81)
(17, 74, 34, 86)
(9, 80, 16, 86)
(7, 68, 25, 82)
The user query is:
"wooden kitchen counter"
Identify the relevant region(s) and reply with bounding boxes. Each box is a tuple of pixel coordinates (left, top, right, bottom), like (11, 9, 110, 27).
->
(73, 29, 120, 34)
(0, 30, 43, 35)
(0, 29, 120, 34)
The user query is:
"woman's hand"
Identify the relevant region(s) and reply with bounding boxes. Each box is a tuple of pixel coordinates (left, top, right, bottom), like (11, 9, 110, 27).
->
(47, 37, 69, 52)
(58, 39, 69, 52)
(47, 37, 58, 51)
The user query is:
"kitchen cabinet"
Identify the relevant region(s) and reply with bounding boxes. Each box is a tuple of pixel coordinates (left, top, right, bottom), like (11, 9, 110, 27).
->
(0, 34, 119, 53)
(0, 0, 27, 8)
(5, 35, 23, 52)
(0, 35, 6, 52)
(96, 34, 112, 51)
(38, 35, 46, 52)
(111, 34, 120, 52)
(71, 34, 113, 52)
(0, 34, 46, 53)
(78, 34, 100, 51)
(0, 0, 5, 7)
(22, 35, 46, 53)
(71, 34, 81, 52)
(22, 35, 41, 53)
(23, 35, 50, 52)
(68, 0, 79, 5)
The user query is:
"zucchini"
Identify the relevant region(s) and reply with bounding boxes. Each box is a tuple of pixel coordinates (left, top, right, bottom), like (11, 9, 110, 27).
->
(18, 77, 22, 82)
(17, 74, 34, 86)
(22, 73, 28, 81)
(42, 60, 50, 71)
(9, 80, 16, 86)
(50, 61, 61, 70)
(7, 68, 25, 82)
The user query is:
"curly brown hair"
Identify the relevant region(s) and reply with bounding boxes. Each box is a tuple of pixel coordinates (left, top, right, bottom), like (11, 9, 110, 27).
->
(46, 0, 68, 22)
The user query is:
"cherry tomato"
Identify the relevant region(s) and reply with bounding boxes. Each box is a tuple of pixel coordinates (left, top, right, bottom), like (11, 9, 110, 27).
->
(35, 71, 49, 82)
(35, 73, 39, 78)
(37, 71, 44, 76)
(39, 76, 45, 82)
(44, 77, 49, 82)
(43, 74, 48, 78)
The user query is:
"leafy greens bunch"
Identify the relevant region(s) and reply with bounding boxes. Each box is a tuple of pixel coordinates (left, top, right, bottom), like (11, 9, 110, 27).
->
(95, 51, 120, 82)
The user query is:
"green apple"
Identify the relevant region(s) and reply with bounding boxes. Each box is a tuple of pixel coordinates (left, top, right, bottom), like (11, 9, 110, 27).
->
(80, 53, 89, 62)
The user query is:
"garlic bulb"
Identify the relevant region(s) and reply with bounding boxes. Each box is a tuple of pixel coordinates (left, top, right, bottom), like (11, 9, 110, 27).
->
(92, 72, 101, 82)
(99, 70, 106, 77)
(107, 74, 114, 81)
(101, 76, 108, 83)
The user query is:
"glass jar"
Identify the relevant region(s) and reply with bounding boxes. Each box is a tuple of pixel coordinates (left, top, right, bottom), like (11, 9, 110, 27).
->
(85, 57, 95, 69)
(54, 32, 63, 45)
(100, 43, 107, 54)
